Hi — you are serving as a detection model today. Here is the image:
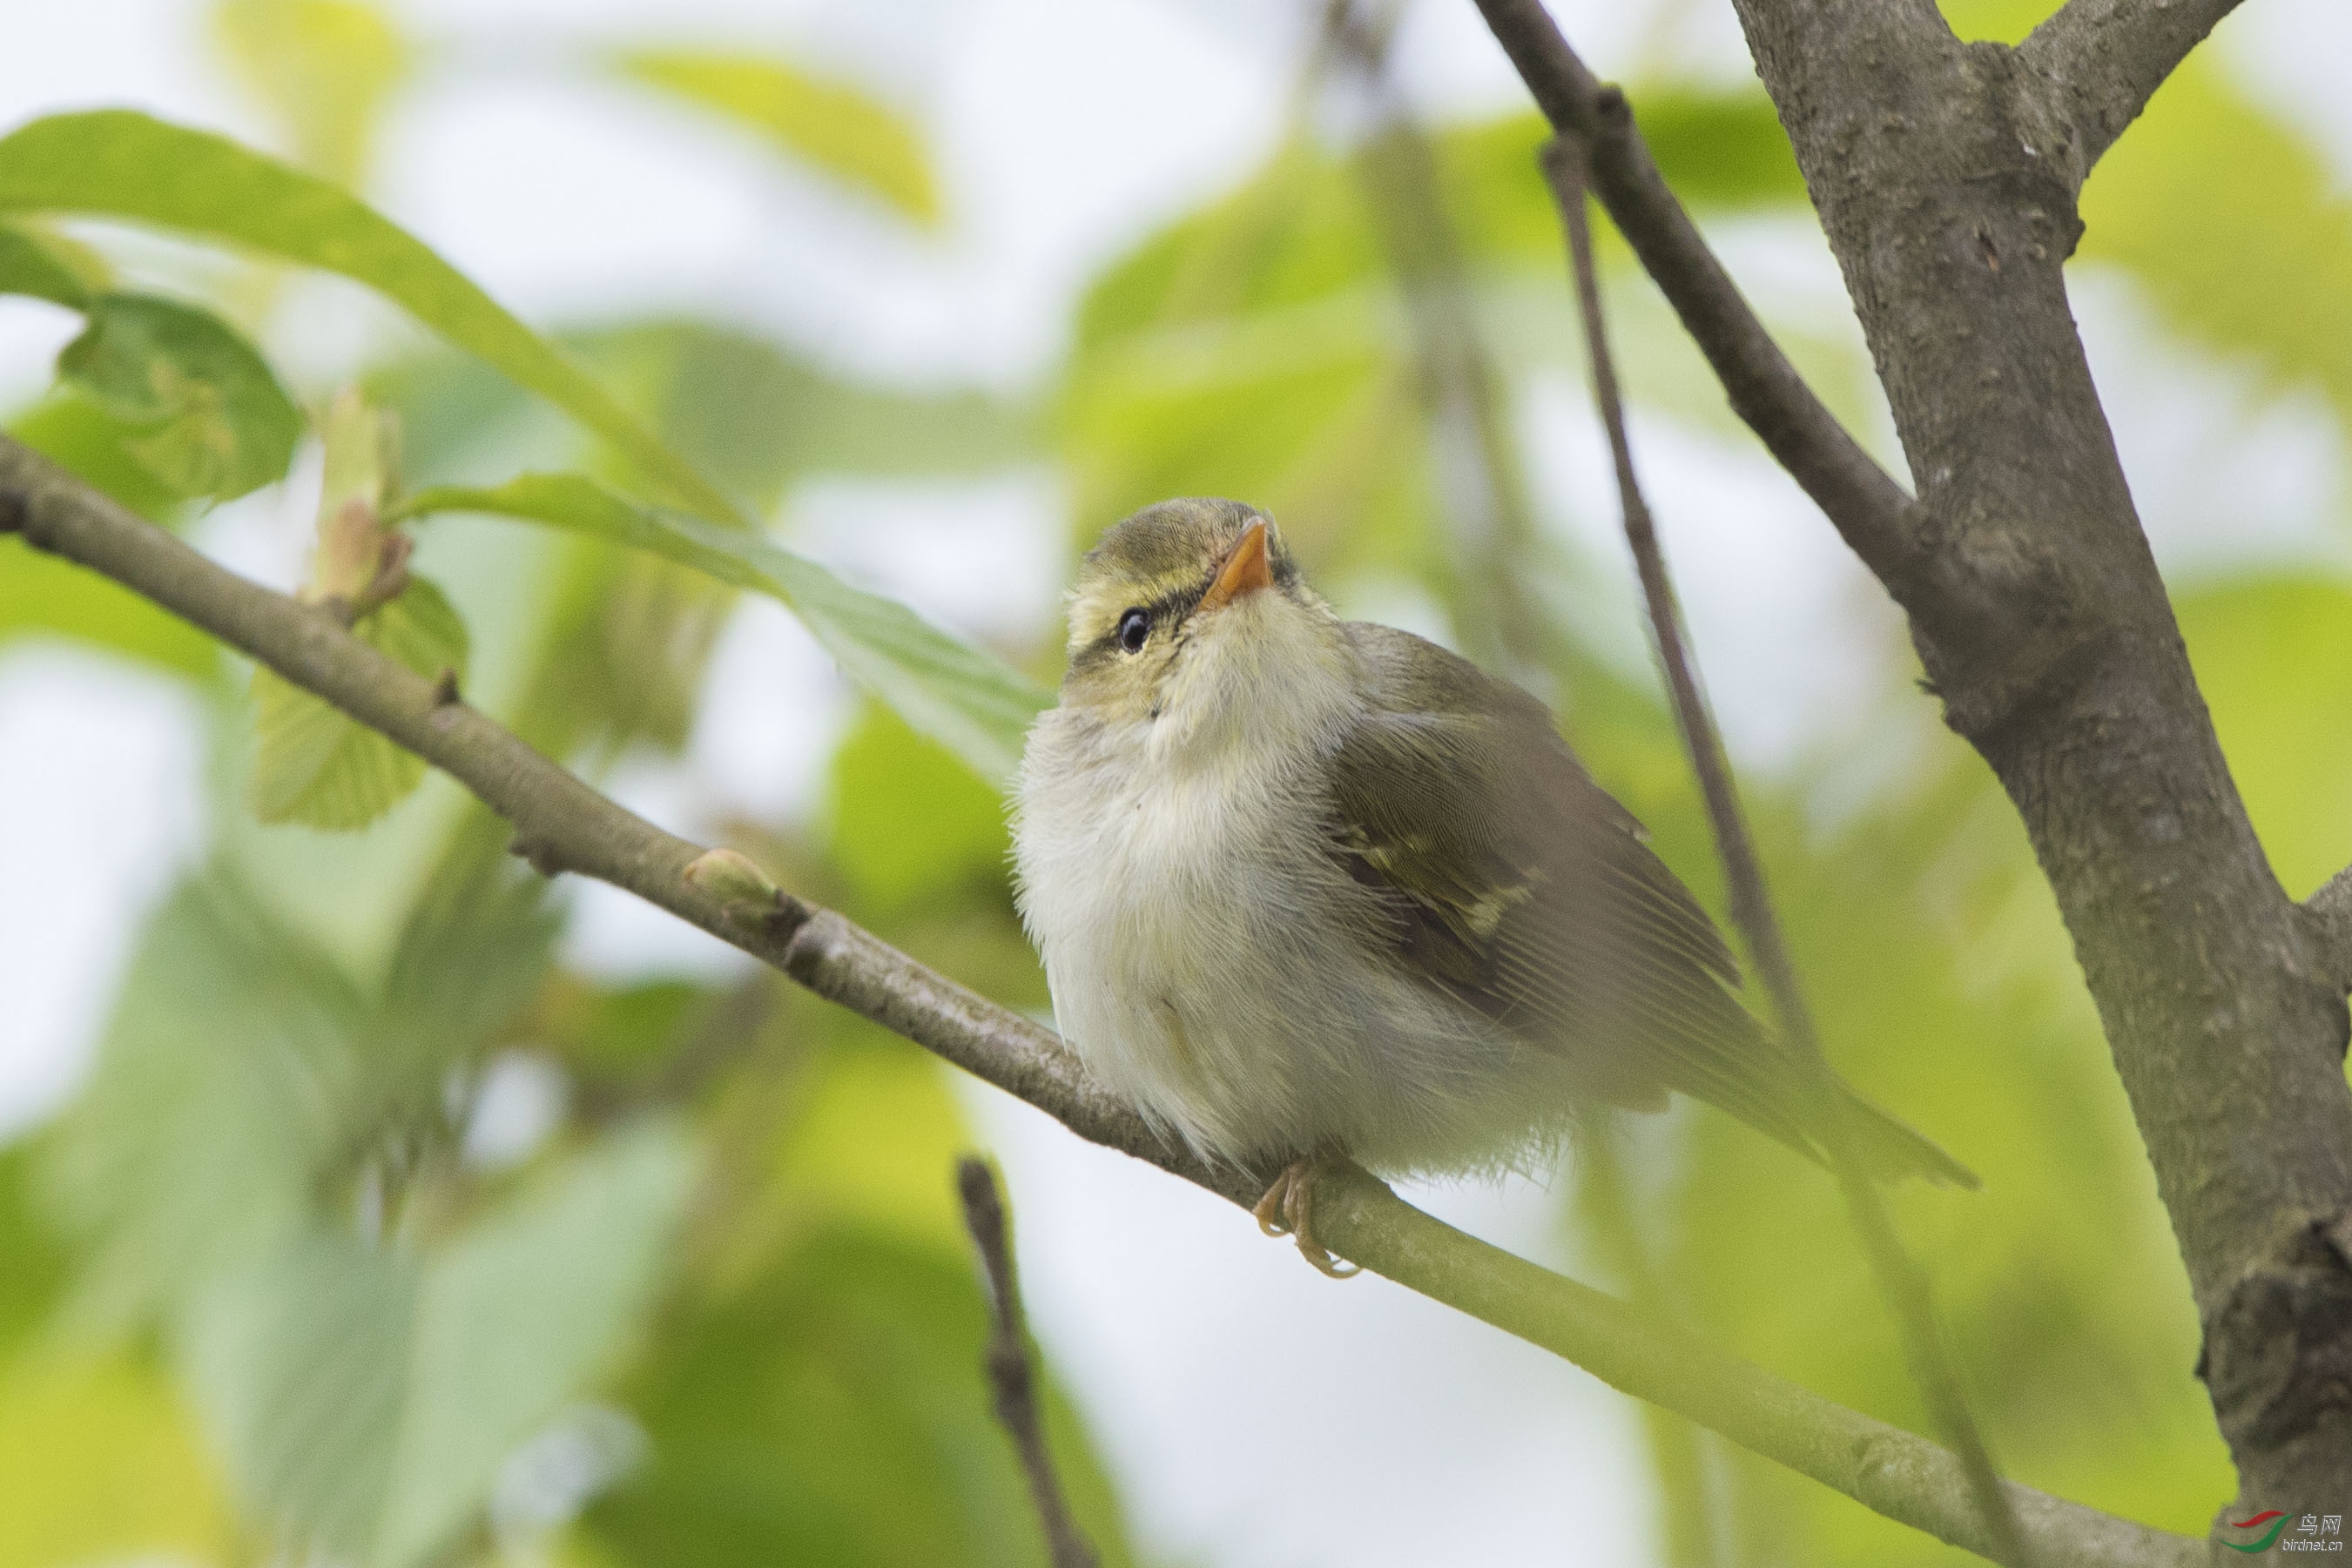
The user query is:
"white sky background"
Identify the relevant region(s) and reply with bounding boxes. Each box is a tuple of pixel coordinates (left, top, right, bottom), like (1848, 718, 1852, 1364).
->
(0, 1, 2347, 1565)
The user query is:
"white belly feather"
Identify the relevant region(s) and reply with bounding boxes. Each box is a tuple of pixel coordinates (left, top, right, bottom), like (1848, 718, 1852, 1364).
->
(1012, 607, 1537, 1175)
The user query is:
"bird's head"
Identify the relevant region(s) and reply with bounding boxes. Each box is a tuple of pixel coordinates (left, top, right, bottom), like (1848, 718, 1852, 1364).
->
(1057, 498, 1350, 753)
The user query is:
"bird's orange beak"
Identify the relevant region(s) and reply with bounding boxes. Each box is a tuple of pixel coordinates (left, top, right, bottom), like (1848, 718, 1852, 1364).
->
(1196, 519, 1273, 614)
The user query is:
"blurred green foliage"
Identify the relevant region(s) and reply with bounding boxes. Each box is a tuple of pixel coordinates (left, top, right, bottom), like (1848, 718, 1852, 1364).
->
(612, 49, 942, 226)
(392, 471, 1046, 783)
(250, 576, 468, 825)
(0, 220, 105, 309)
(0, 107, 731, 520)
(212, 0, 410, 185)
(0, 1, 2345, 1565)
(0, 407, 217, 672)
(600, 1228, 1130, 1568)
(2082, 57, 2352, 422)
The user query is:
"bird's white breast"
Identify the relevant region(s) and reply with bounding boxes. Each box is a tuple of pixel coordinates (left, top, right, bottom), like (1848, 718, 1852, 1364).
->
(1013, 602, 1522, 1174)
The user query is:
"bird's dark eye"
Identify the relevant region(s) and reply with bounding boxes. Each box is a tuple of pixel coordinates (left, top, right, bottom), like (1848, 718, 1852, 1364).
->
(1116, 608, 1151, 653)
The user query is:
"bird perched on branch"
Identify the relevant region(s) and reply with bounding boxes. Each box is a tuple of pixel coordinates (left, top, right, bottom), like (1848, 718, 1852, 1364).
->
(1014, 498, 1974, 1275)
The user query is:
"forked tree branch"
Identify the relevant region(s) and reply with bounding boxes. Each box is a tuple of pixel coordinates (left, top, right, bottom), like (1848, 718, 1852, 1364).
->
(2303, 865, 2352, 996)
(1466, 0, 1925, 594)
(0, 434, 2200, 1567)
(2019, 0, 2248, 187)
(1553, 0, 2352, 1519)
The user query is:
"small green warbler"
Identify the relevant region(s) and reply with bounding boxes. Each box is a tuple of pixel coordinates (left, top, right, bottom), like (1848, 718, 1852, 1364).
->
(1014, 499, 1973, 1275)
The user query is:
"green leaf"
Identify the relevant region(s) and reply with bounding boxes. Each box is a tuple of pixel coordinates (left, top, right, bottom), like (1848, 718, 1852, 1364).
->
(374, 843, 562, 1081)
(179, 1123, 697, 1568)
(1075, 97, 1802, 360)
(1058, 100, 1825, 584)
(1631, 91, 1808, 211)
(1072, 137, 1381, 351)
(828, 701, 1014, 915)
(2177, 576, 2352, 900)
(0, 109, 737, 521)
(611, 50, 940, 225)
(0, 219, 100, 306)
(0, 525, 218, 676)
(40, 876, 367, 1335)
(393, 474, 1047, 784)
(0, 1355, 236, 1568)
(375, 1124, 694, 1568)
(367, 319, 1038, 517)
(10, 386, 187, 519)
(1430, 98, 1802, 278)
(57, 293, 304, 501)
(1061, 320, 1411, 559)
(570, 320, 1039, 513)
(185, 1233, 414, 1550)
(0, 392, 219, 674)
(588, 1226, 1132, 1568)
(212, 0, 411, 185)
(362, 322, 1044, 767)
(2080, 57, 2352, 420)
(249, 575, 469, 830)
(0, 1146, 70, 1363)
(752, 1026, 985, 1264)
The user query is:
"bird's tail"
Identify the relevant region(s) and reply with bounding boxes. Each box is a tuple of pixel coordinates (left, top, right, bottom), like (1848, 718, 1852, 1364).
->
(1821, 1080, 1979, 1189)
(1654, 979, 1978, 1188)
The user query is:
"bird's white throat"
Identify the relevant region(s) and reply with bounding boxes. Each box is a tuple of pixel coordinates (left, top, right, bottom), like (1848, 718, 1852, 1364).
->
(1011, 589, 1373, 1162)
(1146, 590, 1359, 774)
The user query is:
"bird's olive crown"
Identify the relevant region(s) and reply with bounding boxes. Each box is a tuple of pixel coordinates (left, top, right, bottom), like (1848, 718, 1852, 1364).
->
(1063, 498, 1304, 674)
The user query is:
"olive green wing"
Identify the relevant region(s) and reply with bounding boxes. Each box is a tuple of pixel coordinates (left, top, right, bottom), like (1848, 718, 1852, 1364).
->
(1327, 623, 1977, 1187)
(1325, 624, 1812, 1139)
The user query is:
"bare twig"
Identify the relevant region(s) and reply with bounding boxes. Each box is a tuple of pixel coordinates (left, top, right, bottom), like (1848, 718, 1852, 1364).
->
(1468, 0, 1924, 594)
(955, 1158, 1101, 1568)
(0, 433, 2200, 1567)
(1542, 135, 2032, 1568)
(2019, 0, 2248, 187)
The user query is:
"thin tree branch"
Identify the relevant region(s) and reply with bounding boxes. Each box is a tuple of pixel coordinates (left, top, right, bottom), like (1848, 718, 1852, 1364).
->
(0, 434, 2200, 1568)
(2018, 0, 2248, 188)
(1467, 0, 1925, 594)
(2303, 865, 2352, 998)
(1306, 1163, 2193, 1568)
(1543, 134, 2033, 1568)
(956, 1157, 1100, 1568)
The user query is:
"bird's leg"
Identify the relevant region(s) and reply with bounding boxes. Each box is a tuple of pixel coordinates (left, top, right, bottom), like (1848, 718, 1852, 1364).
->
(1252, 1151, 1360, 1278)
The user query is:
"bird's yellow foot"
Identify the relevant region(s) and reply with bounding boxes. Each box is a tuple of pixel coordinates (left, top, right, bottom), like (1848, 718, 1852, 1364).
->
(1253, 1157, 1360, 1278)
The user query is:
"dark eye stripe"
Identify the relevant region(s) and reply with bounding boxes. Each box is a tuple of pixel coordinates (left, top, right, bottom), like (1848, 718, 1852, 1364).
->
(1081, 582, 1207, 659)
(1158, 582, 1207, 626)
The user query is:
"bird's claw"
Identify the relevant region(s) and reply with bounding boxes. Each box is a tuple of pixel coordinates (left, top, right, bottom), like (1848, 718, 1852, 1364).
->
(1254, 1158, 1359, 1278)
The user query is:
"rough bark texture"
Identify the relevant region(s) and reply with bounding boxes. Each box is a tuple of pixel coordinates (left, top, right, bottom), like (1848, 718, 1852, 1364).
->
(1722, 0, 2352, 1523)
(2019, 0, 2249, 182)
